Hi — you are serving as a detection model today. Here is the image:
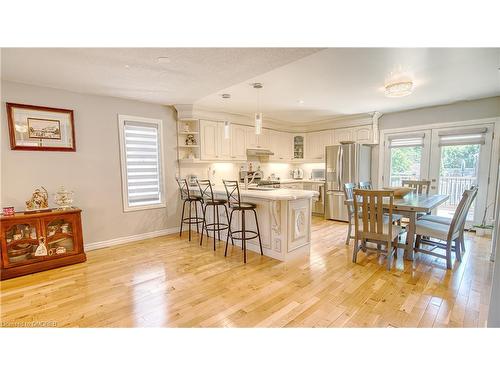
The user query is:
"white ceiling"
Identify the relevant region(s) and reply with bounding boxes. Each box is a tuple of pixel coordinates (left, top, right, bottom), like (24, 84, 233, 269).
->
(196, 48, 500, 123)
(2, 48, 499, 124)
(1, 48, 321, 104)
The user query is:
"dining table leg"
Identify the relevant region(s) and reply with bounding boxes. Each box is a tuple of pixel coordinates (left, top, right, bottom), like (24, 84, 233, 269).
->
(405, 211, 416, 260)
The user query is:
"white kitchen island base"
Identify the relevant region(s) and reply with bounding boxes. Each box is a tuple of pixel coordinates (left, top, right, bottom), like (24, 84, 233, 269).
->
(189, 187, 318, 262)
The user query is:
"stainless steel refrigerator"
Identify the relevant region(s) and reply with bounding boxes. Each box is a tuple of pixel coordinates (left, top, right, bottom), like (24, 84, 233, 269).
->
(324, 142, 372, 221)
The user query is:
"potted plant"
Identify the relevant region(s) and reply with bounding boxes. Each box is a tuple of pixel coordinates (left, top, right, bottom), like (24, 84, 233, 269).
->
(473, 202, 494, 237)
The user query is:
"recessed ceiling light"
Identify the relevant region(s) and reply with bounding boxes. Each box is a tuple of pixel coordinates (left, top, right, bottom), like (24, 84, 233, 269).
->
(297, 99, 305, 105)
(124, 64, 130, 69)
(221, 93, 231, 99)
(157, 57, 171, 63)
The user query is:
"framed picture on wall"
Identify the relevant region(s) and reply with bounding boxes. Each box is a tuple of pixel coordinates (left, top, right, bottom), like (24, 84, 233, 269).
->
(6, 103, 76, 151)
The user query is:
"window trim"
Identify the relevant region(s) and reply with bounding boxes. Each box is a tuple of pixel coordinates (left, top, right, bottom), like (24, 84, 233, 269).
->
(118, 114, 166, 212)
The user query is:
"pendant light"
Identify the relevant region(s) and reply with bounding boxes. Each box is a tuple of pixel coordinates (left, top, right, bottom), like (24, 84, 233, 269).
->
(221, 93, 231, 139)
(223, 120, 230, 139)
(252, 83, 263, 135)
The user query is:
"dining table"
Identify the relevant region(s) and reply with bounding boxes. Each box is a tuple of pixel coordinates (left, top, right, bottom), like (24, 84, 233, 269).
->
(346, 193, 449, 260)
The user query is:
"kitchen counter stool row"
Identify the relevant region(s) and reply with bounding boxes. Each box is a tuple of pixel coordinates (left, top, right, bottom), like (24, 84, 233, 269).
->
(175, 177, 263, 263)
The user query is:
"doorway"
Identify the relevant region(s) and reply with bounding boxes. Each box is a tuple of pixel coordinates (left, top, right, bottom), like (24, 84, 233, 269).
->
(383, 124, 494, 226)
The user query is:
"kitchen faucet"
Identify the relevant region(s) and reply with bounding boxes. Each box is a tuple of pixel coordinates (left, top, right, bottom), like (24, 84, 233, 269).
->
(244, 170, 262, 190)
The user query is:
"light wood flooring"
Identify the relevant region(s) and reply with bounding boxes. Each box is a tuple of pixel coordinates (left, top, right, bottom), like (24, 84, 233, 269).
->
(0, 217, 494, 327)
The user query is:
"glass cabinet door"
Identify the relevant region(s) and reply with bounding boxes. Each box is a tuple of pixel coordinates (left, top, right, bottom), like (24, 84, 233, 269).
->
(293, 135, 305, 159)
(1, 220, 41, 266)
(43, 216, 77, 257)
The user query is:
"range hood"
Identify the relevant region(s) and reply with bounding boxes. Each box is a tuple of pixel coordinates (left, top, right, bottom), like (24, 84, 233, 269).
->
(246, 148, 274, 157)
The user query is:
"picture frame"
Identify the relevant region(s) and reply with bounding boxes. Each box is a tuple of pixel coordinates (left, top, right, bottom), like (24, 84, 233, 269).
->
(6, 103, 76, 151)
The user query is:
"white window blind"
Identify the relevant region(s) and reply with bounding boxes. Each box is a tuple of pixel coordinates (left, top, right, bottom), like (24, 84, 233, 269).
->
(119, 116, 164, 211)
(388, 132, 425, 148)
(438, 127, 487, 146)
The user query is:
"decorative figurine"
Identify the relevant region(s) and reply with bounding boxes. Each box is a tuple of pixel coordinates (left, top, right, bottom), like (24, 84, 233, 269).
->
(185, 134, 197, 145)
(54, 186, 74, 210)
(26, 187, 49, 211)
(34, 238, 48, 256)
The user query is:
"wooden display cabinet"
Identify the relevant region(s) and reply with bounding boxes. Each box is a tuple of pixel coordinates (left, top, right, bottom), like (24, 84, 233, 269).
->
(0, 208, 86, 280)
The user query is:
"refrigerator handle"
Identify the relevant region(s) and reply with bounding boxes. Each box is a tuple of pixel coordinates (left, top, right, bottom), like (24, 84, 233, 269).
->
(338, 147, 343, 189)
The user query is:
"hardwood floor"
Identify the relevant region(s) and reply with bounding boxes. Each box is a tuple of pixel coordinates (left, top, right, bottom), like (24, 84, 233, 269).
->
(1, 217, 494, 327)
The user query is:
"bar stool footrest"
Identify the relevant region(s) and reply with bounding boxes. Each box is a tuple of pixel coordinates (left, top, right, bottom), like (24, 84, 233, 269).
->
(229, 229, 259, 241)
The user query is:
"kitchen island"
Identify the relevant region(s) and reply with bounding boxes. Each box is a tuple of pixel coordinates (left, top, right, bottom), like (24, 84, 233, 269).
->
(189, 185, 319, 261)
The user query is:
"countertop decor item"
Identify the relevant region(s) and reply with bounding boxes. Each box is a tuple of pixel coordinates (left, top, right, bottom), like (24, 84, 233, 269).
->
(54, 186, 74, 210)
(6, 102, 76, 151)
(0, 208, 86, 280)
(2, 207, 15, 216)
(26, 186, 49, 211)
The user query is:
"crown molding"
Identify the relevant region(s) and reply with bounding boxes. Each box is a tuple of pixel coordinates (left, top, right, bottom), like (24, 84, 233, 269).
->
(176, 104, 377, 132)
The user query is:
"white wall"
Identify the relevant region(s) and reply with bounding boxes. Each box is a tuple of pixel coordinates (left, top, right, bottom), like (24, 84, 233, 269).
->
(1, 81, 181, 246)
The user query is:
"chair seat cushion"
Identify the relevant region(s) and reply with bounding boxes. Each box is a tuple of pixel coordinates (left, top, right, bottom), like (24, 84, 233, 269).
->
(418, 214, 452, 225)
(415, 220, 450, 240)
(232, 202, 256, 210)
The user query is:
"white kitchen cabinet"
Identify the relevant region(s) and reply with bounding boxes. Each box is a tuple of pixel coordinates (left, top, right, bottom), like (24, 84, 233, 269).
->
(333, 126, 374, 145)
(269, 130, 292, 161)
(353, 125, 373, 143)
(333, 128, 353, 144)
(217, 122, 231, 159)
(246, 127, 270, 149)
(230, 124, 247, 160)
(292, 134, 306, 160)
(306, 129, 333, 161)
(200, 120, 218, 160)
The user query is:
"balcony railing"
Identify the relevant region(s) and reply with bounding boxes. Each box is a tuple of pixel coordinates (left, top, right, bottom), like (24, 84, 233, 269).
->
(390, 173, 477, 218)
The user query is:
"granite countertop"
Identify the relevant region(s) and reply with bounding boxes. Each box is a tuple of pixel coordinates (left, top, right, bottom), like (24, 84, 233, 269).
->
(279, 179, 325, 184)
(188, 185, 319, 201)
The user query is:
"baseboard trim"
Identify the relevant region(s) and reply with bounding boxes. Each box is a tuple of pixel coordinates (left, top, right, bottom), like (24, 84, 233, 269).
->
(84, 227, 180, 252)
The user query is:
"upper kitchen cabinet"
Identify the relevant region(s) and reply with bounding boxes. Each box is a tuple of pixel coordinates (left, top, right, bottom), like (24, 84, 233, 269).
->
(200, 120, 219, 160)
(306, 129, 333, 161)
(269, 130, 292, 161)
(353, 125, 373, 143)
(245, 127, 270, 149)
(230, 124, 247, 160)
(292, 134, 306, 160)
(217, 122, 231, 160)
(333, 128, 352, 144)
(332, 125, 374, 145)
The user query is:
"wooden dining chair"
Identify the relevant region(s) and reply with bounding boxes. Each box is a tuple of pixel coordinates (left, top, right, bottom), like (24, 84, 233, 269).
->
(402, 180, 431, 195)
(343, 182, 356, 245)
(415, 186, 478, 267)
(414, 187, 476, 269)
(352, 189, 404, 270)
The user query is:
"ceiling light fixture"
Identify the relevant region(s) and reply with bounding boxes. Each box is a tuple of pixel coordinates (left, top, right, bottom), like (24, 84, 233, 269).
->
(221, 95, 231, 139)
(384, 67, 414, 98)
(223, 121, 231, 140)
(385, 80, 413, 97)
(252, 83, 263, 135)
(157, 57, 171, 63)
(297, 99, 305, 105)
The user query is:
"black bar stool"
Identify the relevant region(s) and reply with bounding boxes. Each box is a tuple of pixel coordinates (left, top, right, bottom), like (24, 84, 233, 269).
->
(222, 180, 263, 263)
(176, 177, 203, 241)
(197, 179, 233, 251)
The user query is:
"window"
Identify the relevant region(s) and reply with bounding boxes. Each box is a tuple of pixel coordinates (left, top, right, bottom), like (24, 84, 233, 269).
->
(118, 115, 165, 211)
(387, 133, 425, 186)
